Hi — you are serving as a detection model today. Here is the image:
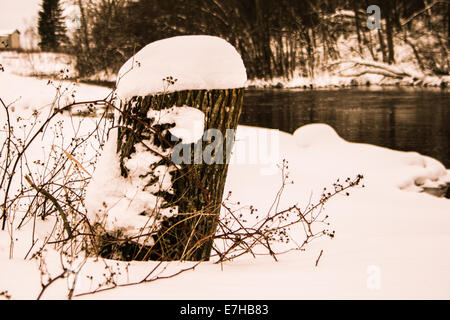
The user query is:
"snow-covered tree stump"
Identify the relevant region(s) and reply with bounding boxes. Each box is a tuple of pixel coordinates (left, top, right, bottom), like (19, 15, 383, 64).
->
(86, 36, 247, 261)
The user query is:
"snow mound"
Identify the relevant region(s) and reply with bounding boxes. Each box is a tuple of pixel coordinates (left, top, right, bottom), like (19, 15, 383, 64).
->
(116, 35, 247, 100)
(293, 123, 345, 147)
(293, 123, 450, 193)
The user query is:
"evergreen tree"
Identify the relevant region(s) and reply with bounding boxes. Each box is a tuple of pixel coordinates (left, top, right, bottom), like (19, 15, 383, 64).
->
(38, 0, 68, 51)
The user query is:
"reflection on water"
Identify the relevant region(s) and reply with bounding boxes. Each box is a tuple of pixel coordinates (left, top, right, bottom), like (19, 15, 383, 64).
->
(240, 87, 449, 168)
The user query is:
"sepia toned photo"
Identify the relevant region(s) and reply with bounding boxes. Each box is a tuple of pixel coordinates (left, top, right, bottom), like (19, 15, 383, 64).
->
(0, 0, 448, 304)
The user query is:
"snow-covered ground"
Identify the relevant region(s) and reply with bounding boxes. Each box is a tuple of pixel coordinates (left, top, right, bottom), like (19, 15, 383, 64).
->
(0, 69, 449, 299)
(0, 51, 77, 78)
(0, 71, 110, 117)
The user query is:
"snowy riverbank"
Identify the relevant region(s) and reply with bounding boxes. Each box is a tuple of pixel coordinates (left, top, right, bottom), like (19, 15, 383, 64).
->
(247, 67, 450, 90)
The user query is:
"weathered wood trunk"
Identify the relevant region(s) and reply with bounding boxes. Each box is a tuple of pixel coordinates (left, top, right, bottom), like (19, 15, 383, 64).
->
(114, 88, 244, 261)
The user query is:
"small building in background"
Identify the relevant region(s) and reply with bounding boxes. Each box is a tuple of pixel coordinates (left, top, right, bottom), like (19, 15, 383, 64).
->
(0, 29, 21, 49)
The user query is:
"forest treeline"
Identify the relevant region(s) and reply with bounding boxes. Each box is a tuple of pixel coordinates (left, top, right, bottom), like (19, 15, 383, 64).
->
(70, 0, 450, 80)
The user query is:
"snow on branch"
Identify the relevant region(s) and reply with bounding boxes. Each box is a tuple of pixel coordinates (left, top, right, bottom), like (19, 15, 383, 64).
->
(330, 59, 416, 79)
(400, 1, 449, 26)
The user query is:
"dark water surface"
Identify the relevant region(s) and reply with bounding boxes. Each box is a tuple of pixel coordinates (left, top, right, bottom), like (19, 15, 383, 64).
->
(240, 87, 449, 168)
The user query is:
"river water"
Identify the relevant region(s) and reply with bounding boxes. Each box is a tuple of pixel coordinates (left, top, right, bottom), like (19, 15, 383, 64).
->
(240, 87, 449, 168)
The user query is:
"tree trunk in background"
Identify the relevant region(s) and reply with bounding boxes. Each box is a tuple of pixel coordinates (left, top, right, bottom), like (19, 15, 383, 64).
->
(353, 6, 363, 55)
(447, 3, 450, 47)
(306, 29, 315, 78)
(362, 29, 376, 60)
(289, 36, 296, 79)
(255, 0, 273, 80)
(385, 14, 396, 64)
(77, 0, 91, 56)
(114, 88, 244, 261)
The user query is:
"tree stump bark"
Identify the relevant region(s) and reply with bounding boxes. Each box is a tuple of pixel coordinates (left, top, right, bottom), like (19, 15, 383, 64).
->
(111, 88, 244, 261)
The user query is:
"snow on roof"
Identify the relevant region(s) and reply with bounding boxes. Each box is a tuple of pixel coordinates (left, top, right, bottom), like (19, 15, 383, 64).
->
(116, 35, 247, 100)
(0, 29, 20, 36)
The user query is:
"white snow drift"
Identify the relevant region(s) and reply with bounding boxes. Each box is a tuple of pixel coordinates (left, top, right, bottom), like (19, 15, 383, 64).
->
(293, 124, 450, 193)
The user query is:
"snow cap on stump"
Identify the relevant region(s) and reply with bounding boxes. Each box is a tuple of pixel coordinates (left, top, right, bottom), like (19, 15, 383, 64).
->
(116, 35, 247, 100)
